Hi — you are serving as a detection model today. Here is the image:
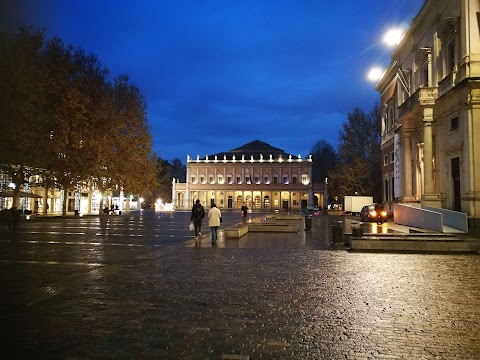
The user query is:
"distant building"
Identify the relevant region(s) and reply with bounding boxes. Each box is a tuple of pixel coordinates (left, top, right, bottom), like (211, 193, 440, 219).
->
(376, 0, 480, 227)
(172, 140, 325, 210)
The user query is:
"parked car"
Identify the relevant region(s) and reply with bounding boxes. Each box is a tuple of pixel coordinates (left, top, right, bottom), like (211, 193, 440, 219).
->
(306, 205, 320, 213)
(360, 204, 388, 224)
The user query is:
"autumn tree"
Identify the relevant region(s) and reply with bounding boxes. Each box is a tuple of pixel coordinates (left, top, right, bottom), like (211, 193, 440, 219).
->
(153, 157, 186, 202)
(329, 105, 382, 203)
(309, 140, 337, 184)
(0, 27, 161, 214)
(0, 27, 48, 206)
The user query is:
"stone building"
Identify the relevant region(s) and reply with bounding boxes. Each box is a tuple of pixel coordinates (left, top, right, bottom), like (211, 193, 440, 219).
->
(172, 140, 324, 211)
(376, 0, 480, 227)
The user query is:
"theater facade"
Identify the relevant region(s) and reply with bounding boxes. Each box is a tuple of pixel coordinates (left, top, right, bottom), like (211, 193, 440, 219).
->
(172, 140, 323, 211)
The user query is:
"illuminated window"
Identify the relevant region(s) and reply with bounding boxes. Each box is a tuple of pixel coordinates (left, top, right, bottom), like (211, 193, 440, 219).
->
(191, 175, 197, 184)
(301, 174, 309, 185)
(209, 175, 215, 184)
(218, 174, 224, 184)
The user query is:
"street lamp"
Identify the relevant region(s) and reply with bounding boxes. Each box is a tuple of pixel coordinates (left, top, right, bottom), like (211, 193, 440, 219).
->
(382, 28, 404, 47)
(366, 28, 405, 82)
(367, 67, 384, 82)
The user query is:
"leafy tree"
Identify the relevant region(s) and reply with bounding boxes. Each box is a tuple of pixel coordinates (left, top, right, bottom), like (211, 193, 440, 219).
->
(0, 27, 161, 214)
(309, 140, 337, 183)
(0, 27, 47, 206)
(329, 105, 382, 202)
(153, 157, 186, 202)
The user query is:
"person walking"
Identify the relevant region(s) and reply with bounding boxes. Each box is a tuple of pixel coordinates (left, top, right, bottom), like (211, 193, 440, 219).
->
(241, 202, 248, 220)
(190, 200, 205, 240)
(208, 203, 222, 244)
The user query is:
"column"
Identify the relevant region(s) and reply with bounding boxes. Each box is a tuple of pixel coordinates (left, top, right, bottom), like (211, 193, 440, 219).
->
(423, 110, 433, 195)
(185, 165, 190, 208)
(421, 107, 441, 207)
(402, 128, 415, 202)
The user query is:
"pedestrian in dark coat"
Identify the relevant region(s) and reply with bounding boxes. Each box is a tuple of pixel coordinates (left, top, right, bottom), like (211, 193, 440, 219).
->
(191, 200, 205, 240)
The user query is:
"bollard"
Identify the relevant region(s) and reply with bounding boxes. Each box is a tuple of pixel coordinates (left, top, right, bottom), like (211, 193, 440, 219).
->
(304, 215, 312, 231)
(330, 223, 343, 245)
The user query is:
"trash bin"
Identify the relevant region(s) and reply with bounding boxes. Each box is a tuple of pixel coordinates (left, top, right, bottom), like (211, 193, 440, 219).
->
(330, 223, 343, 244)
(304, 215, 312, 231)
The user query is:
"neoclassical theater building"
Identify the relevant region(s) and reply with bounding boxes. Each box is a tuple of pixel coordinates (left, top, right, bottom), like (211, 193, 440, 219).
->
(172, 140, 324, 211)
(377, 0, 480, 227)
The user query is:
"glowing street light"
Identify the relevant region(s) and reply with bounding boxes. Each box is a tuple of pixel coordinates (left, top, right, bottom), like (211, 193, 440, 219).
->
(383, 28, 404, 47)
(365, 27, 405, 83)
(367, 67, 384, 82)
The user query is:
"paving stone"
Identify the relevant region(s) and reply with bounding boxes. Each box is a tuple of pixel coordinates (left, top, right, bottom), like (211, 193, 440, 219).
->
(1, 211, 479, 359)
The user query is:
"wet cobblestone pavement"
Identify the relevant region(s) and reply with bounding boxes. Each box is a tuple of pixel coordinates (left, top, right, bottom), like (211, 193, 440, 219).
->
(1, 210, 479, 359)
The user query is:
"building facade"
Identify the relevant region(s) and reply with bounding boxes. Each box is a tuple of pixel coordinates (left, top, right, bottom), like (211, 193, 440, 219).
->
(172, 140, 323, 211)
(377, 0, 480, 227)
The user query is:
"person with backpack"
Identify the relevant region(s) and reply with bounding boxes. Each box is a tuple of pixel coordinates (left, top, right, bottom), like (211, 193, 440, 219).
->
(191, 200, 205, 240)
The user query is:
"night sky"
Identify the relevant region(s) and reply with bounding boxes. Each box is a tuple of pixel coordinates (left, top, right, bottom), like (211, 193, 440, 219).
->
(2, 0, 425, 162)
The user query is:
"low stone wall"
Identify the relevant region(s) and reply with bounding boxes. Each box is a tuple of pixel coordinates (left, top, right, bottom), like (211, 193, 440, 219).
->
(348, 234, 480, 252)
(223, 223, 249, 238)
(248, 223, 298, 233)
(223, 214, 302, 238)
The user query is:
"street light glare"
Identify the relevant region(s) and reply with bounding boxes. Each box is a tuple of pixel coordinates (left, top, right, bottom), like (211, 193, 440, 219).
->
(383, 28, 404, 47)
(367, 67, 383, 82)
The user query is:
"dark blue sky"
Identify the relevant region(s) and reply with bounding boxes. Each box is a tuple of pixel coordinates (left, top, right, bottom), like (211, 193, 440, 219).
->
(4, 0, 425, 162)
